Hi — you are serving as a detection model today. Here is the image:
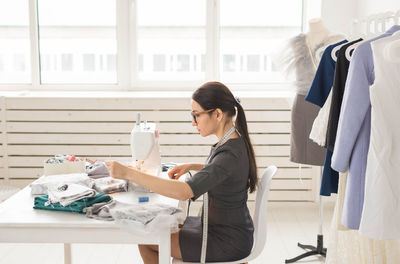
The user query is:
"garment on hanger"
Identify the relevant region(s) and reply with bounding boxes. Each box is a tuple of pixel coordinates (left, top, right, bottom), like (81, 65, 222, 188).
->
(309, 90, 332, 146)
(283, 34, 343, 166)
(358, 34, 400, 240)
(326, 185, 400, 264)
(306, 40, 348, 106)
(325, 38, 363, 151)
(305, 39, 346, 196)
(331, 25, 400, 230)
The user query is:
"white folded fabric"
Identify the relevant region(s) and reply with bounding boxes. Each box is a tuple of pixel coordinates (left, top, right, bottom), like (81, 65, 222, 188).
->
(30, 173, 94, 195)
(110, 203, 185, 234)
(47, 183, 96, 207)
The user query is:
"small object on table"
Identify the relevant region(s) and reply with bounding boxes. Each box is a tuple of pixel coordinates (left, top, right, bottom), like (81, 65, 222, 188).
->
(138, 196, 149, 203)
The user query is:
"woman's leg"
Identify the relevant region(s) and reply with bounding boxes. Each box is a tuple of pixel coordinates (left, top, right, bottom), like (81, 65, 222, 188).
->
(138, 231, 182, 264)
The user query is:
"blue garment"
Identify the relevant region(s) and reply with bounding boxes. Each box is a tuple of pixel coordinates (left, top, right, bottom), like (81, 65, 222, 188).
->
(305, 39, 347, 196)
(306, 40, 347, 107)
(331, 25, 400, 229)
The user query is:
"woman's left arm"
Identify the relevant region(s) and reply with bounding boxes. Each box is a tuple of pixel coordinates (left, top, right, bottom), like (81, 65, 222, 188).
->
(105, 161, 194, 201)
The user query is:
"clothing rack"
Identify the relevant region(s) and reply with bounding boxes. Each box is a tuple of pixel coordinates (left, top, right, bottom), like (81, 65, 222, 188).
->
(285, 9, 400, 263)
(285, 167, 326, 263)
(351, 10, 400, 39)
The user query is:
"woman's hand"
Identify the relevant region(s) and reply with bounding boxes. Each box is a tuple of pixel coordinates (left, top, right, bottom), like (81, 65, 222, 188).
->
(168, 164, 192, 180)
(105, 161, 130, 180)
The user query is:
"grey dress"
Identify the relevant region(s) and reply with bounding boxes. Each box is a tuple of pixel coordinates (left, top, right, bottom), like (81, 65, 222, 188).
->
(179, 137, 254, 262)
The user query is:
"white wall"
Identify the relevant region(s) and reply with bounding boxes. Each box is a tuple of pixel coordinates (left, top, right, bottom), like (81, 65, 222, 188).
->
(356, 0, 400, 17)
(321, 0, 358, 36)
(321, 0, 400, 37)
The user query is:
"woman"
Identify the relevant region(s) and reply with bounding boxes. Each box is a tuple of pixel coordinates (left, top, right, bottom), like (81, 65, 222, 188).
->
(106, 81, 257, 263)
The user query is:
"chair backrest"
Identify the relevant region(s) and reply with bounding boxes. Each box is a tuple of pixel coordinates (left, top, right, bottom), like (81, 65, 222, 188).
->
(245, 165, 277, 261)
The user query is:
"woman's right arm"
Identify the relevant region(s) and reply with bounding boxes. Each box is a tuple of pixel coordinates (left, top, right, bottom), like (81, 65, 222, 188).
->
(189, 163, 204, 171)
(168, 163, 204, 179)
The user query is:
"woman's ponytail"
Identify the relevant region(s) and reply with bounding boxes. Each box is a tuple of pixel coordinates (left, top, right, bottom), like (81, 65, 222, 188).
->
(235, 102, 258, 193)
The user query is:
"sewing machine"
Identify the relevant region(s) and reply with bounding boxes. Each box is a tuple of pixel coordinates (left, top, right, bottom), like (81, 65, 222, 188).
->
(130, 113, 162, 178)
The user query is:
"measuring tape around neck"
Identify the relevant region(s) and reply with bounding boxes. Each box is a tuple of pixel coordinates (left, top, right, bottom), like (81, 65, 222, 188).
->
(200, 126, 237, 263)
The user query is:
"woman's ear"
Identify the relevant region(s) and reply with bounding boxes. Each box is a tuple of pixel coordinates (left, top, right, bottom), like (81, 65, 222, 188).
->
(215, 108, 224, 122)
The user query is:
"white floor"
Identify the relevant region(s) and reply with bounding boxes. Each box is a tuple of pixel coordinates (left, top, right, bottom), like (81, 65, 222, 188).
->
(0, 200, 335, 264)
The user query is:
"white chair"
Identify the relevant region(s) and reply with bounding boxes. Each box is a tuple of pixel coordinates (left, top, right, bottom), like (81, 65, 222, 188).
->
(173, 165, 277, 264)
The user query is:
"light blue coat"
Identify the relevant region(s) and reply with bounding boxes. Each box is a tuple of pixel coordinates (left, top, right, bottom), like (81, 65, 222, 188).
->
(331, 25, 400, 229)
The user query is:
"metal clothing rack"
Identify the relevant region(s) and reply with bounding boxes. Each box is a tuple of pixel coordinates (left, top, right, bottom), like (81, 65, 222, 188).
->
(285, 10, 400, 263)
(285, 167, 326, 263)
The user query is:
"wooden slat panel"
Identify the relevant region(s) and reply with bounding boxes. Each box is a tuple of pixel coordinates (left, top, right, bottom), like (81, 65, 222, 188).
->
(6, 97, 291, 110)
(258, 191, 313, 201)
(0, 168, 6, 179)
(257, 167, 313, 179)
(7, 121, 291, 134)
(7, 145, 290, 157)
(6, 110, 291, 122)
(270, 179, 312, 190)
(8, 168, 43, 179)
(7, 133, 290, 145)
(163, 157, 301, 168)
(7, 166, 315, 180)
(7, 156, 298, 168)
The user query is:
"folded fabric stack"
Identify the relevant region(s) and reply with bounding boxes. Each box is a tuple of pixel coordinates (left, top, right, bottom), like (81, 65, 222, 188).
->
(86, 161, 110, 179)
(93, 177, 128, 194)
(30, 173, 94, 195)
(34, 193, 111, 214)
(47, 183, 96, 206)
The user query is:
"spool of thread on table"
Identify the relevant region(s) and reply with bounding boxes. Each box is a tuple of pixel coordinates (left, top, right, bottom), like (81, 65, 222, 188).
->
(138, 196, 149, 203)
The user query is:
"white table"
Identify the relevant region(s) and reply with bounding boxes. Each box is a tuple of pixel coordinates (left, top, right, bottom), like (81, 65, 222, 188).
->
(0, 177, 181, 264)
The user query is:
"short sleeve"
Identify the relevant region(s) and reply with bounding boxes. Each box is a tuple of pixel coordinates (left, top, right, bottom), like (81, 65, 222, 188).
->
(186, 150, 237, 201)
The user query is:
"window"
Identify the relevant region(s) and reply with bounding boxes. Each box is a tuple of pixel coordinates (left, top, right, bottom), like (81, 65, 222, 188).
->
(223, 55, 236, 72)
(153, 54, 166, 72)
(37, 0, 117, 84)
(220, 0, 303, 83)
(0, 0, 320, 89)
(13, 54, 26, 71)
(0, 0, 31, 84)
(136, 0, 206, 81)
(176, 55, 190, 72)
(247, 55, 260, 72)
(83, 54, 96, 72)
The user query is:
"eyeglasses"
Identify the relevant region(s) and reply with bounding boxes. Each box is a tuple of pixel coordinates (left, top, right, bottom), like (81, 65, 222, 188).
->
(191, 109, 215, 123)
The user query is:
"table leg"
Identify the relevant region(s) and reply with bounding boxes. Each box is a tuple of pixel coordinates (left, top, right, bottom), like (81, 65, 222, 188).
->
(64, 243, 72, 264)
(159, 231, 171, 264)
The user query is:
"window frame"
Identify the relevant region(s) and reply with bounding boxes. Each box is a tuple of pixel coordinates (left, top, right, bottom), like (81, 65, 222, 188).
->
(0, 0, 309, 91)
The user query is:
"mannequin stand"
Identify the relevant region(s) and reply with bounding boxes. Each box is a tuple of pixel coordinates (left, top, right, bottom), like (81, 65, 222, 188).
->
(285, 168, 327, 263)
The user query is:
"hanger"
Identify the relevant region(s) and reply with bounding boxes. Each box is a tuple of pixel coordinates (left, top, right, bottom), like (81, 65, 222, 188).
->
(330, 20, 359, 62)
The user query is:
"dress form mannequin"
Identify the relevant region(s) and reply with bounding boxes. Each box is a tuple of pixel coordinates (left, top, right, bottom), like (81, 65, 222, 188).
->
(306, 18, 332, 52)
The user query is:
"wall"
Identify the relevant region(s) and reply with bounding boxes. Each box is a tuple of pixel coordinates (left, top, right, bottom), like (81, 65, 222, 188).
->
(321, 0, 400, 36)
(356, 0, 400, 17)
(321, 0, 358, 36)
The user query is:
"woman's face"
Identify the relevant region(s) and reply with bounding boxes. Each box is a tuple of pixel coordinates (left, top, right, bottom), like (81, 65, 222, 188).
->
(191, 99, 218, 137)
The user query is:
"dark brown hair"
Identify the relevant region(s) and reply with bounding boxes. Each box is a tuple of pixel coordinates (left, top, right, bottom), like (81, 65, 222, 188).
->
(192, 81, 258, 193)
